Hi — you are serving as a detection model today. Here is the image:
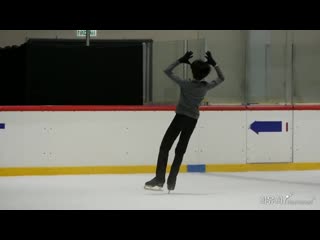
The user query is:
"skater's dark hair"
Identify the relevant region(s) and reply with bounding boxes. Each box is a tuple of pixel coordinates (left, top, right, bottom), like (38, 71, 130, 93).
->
(191, 60, 211, 81)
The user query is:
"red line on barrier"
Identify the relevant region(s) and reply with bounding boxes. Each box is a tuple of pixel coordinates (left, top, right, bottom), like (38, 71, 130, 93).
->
(246, 105, 293, 111)
(0, 105, 320, 111)
(293, 105, 320, 110)
(200, 106, 246, 111)
(0, 105, 246, 111)
(0, 105, 175, 111)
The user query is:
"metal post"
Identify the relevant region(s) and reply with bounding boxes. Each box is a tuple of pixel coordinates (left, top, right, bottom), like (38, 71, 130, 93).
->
(243, 30, 248, 105)
(183, 40, 188, 80)
(86, 30, 90, 46)
(291, 43, 295, 103)
(142, 42, 147, 104)
(265, 44, 269, 103)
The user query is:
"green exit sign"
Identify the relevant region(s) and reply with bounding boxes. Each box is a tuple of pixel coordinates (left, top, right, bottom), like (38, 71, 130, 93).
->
(77, 30, 97, 37)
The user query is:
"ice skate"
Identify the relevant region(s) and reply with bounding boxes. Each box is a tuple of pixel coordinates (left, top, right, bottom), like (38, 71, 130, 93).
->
(167, 177, 176, 194)
(144, 177, 165, 191)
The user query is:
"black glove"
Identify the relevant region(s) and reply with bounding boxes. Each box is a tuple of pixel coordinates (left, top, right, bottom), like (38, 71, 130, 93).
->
(205, 51, 217, 66)
(178, 51, 193, 64)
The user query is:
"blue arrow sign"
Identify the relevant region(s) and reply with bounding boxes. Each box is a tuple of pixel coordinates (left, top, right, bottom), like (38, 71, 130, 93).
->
(250, 121, 282, 134)
(0, 123, 5, 129)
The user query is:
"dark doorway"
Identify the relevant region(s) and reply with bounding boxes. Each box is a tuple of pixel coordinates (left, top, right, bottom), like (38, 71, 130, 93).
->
(24, 39, 150, 105)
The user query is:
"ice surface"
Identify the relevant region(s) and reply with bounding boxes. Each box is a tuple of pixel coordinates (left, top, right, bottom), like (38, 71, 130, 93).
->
(0, 171, 319, 210)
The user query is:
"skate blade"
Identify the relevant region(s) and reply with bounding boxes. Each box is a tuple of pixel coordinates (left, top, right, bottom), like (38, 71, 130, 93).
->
(144, 185, 163, 191)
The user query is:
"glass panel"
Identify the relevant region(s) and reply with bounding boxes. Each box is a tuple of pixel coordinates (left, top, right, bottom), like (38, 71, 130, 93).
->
(246, 44, 289, 105)
(267, 44, 289, 104)
(205, 42, 246, 104)
(151, 38, 246, 105)
(151, 40, 184, 104)
(293, 43, 320, 104)
(151, 40, 206, 105)
(185, 39, 206, 81)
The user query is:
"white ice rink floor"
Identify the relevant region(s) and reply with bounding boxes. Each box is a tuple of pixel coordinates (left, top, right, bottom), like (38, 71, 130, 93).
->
(0, 171, 319, 210)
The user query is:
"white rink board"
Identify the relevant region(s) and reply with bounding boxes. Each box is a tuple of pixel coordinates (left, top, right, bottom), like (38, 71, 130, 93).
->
(195, 111, 246, 164)
(0, 112, 175, 167)
(0, 111, 246, 167)
(246, 111, 292, 163)
(294, 111, 320, 162)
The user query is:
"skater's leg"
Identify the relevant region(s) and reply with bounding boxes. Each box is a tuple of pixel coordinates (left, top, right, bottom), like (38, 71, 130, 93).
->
(155, 114, 183, 181)
(168, 117, 197, 190)
(145, 114, 182, 189)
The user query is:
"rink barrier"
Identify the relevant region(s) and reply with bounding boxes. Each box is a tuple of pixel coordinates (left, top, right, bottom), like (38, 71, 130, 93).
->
(0, 105, 247, 111)
(2, 104, 319, 111)
(1, 104, 320, 176)
(1, 163, 320, 176)
(1, 104, 320, 111)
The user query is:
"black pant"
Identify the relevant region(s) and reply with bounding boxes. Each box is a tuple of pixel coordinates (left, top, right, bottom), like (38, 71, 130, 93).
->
(156, 114, 198, 182)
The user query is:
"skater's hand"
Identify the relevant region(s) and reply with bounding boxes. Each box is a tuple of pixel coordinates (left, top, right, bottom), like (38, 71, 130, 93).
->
(178, 51, 193, 65)
(205, 51, 217, 67)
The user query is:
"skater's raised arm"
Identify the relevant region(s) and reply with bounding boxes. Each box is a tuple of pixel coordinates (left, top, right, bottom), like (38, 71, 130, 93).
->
(164, 61, 184, 85)
(164, 51, 193, 86)
(205, 51, 225, 90)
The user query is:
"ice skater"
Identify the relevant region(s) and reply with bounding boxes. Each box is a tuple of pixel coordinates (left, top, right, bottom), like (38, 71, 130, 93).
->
(144, 51, 225, 192)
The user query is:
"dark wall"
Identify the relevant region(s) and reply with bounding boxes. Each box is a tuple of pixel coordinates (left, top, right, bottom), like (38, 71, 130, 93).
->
(0, 44, 26, 105)
(0, 40, 144, 105)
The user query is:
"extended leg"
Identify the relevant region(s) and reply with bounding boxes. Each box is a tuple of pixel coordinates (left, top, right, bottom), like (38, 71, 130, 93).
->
(167, 117, 197, 191)
(145, 115, 183, 190)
